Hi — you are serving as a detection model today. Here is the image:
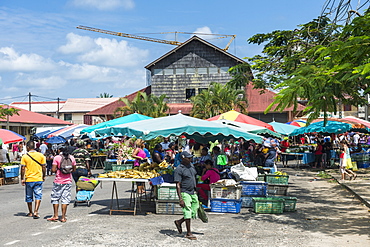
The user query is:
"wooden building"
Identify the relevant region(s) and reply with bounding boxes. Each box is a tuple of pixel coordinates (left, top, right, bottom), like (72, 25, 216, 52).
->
(145, 36, 245, 104)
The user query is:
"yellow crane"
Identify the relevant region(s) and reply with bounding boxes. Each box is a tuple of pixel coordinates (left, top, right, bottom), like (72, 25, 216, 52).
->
(76, 25, 236, 51)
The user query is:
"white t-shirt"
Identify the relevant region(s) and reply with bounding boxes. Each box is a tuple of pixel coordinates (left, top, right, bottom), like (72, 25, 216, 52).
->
(0, 149, 8, 163)
(40, 144, 48, 154)
(353, 134, 360, 144)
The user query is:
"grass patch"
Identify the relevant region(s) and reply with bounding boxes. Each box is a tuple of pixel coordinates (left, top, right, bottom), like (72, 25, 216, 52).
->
(317, 171, 332, 179)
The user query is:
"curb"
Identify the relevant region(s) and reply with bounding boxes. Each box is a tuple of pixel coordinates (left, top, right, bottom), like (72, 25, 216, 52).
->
(329, 174, 370, 209)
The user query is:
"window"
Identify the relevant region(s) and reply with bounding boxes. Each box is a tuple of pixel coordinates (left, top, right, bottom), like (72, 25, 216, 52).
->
(220, 67, 229, 73)
(164, 69, 174, 75)
(197, 68, 208, 74)
(343, 105, 352, 111)
(64, 114, 72, 121)
(186, 89, 196, 100)
(198, 88, 208, 94)
(186, 68, 195, 75)
(175, 68, 185, 75)
(209, 67, 218, 74)
(153, 69, 163, 75)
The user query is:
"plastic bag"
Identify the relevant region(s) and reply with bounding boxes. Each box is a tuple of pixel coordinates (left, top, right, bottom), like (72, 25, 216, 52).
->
(197, 202, 208, 223)
(230, 163, 257, 181)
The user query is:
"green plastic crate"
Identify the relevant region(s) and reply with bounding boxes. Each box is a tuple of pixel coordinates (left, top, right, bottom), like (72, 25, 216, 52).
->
(265, 174, 289, 185)
(253, 197, 284, 214)
(157, 184, 179, 200)
(112, 164, 132, 171)
(257, 175, 265, 181)
(273, 196, 297, 212)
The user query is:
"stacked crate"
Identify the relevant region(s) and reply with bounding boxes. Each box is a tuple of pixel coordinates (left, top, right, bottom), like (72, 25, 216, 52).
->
(239, 181, 268, 208)
(155, 183, 182, 214)
(265, 174, 289, 196)
(210, 184, 242, 213)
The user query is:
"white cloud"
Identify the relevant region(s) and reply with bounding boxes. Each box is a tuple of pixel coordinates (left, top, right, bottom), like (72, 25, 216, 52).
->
(193, 26, 217, 40)
(59, 33, 149, 67)
(58, 33, 96, 54)
(71, 0, 135, 11)
(14, 74, 67, 89)
(0, 47, 56, 72)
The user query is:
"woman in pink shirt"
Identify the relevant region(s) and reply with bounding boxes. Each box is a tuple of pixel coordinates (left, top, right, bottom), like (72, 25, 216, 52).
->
(47, 147, 76, 223)
(196, 160, 220, 201)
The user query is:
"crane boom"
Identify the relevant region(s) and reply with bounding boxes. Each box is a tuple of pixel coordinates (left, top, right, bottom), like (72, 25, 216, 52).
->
(76, 25, 235, 51)
(76, 25, 182, 46)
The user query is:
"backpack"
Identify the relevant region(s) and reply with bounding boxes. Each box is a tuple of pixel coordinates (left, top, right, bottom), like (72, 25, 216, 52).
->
(59, 155, 73, 174)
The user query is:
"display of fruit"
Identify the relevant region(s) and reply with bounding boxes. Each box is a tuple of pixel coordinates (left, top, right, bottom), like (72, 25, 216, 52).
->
(98, 169, 161, 179)
(274, 171, 288, 176)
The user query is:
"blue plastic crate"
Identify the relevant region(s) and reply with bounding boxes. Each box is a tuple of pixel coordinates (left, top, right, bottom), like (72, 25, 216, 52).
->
(240, 181, 267, 196)
(76, 190, 94, 201)
(210, 198, 242, 213)
(3, 166, 20, 178)
(357, 162, 370, 169)
(241, 196, 266, 208)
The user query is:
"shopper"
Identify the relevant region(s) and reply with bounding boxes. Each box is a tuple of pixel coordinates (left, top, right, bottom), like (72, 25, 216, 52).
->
(20, 141, 46, 219)
(71, 140, 91, 190)
(132, 139, 147, 193)
(152, 143, 165, 164)
(44, 144, 55, 176)
(47, 146, 76, 223)
(174, 151, 199, 240)
(196, 159, 220, 202)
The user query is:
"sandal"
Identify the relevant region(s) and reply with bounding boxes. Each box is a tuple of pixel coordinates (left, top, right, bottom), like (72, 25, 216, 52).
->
(60, 218, 67, 223)
(26, 213, 33, 217)
(174, 220, 182, 234)
(47, 217, 58, 222)
(353, 175, 357, 180)
(33, 213, 40, 219)
(185, 235, 197, 240)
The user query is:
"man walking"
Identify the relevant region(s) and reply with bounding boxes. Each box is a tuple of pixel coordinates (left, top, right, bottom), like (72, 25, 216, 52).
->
(20, 141, 46, 219)
(72, 140, 91, 190)
(174, 151, 199, 240)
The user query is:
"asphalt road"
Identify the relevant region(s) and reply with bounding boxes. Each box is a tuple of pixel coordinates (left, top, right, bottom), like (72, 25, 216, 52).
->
(1, 168, 369, 247)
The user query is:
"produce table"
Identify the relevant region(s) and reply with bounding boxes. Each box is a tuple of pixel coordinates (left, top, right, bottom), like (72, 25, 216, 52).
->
(91, 155, 107, 169)
(95, 178, 149, 215)
(282, 152, 315, 167)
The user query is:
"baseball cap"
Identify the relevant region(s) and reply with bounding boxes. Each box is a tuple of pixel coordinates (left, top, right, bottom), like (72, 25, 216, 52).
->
(181, 151, 193, 158)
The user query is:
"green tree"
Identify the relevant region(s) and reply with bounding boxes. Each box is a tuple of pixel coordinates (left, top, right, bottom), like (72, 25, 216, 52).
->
(0, 105, 20, 120)
(114, 92, 169, 118)
(265, 10, 370, 122)
(97, 92, 113, 98)
(190, 82, 247, 119)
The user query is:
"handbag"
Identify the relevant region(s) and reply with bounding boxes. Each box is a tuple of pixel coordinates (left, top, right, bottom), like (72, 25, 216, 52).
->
(197, 202, 208, 223)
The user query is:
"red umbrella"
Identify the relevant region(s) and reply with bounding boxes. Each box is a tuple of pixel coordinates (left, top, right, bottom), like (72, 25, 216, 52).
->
(206, 110, 275, 131)
(0, 129, 26, 144)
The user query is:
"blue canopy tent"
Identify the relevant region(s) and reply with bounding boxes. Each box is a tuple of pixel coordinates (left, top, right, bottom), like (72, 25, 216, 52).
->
(80, 113, 153, 134)
(289, 121, 352, 136)
(268, 121, 301, 136)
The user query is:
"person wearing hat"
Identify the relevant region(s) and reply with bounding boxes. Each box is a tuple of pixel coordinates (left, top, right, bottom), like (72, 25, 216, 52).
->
(174, 151, 199, 240)
(280, 137, 290, 167)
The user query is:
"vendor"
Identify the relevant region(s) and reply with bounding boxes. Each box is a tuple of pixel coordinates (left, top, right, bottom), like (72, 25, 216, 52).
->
(196, 160, 220, 203)
(132, 139, 147, 167)
(152, 144, 165, 164)
(280, 137, 290, 167)
(0, 145, 10, 164)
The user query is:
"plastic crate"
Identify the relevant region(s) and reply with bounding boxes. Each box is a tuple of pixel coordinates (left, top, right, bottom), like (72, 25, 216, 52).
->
(241, 196, 266, 208)
(111, 164, 132, 171)
(256, 175, 265, 181)
(240, 181, 267, 196)
(279, 196, 297, 212)
(267, 184, 288, 196)
(157, 183, 179, 200)
(253, 197, 284, 214)
(155, 200, 183, 214)
(210, 184, 242, 199)
(265, 174, 289, 185)
(357, 161, 370, 169)
(3, 165, 20, 178)
(210, 198, 242, 213)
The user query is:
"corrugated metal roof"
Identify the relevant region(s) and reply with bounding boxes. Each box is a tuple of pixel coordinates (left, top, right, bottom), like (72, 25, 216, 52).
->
(59, 98, 119, 113)
(245, 84, 305, 112)
(0, 106, 73, 125)
(167, 103, 192, 115)
(145, 36, 245, 69)
(10, 101, 66, 113)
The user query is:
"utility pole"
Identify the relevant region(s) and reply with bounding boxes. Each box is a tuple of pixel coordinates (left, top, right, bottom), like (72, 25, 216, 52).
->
(28, 92, 32, 111)
(57, 97, 60, 119)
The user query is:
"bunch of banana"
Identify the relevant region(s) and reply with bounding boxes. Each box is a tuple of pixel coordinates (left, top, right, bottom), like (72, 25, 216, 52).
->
(274, 171, 288, 176)
(98, 169, 161, 179)
(158, 161, 168, 168)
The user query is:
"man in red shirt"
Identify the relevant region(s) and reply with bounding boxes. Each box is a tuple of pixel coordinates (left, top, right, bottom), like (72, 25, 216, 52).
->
(280, 137, 290, 167)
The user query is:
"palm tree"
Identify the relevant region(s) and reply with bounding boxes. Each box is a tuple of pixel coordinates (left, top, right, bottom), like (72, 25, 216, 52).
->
(114, 92, 169, 118)
(191, 82, 248, 119)
(97, 92, 113, 98)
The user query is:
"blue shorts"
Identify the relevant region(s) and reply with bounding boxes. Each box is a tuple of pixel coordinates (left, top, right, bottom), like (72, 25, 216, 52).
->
(25, 181, 43, 202)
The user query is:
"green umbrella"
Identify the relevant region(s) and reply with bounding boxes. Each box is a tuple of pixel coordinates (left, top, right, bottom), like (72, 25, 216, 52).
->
(94, 113, 263, 143)
(289, 121, 352, 136)
(80, 113, 153, 134)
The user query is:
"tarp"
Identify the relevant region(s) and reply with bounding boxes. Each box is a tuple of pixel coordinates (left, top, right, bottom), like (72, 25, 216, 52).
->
(0, 129, 26, 144)
(80, 113, 153, 134)
(268, 121, 301, 136)
(47, 124, 89, 139)
(94, 113, 263, 143)
(34, 127, 64, 139)
(289, 121, 352, 136)
(343, 116, 370, 129)
(206, 110, 275, 131)
(45, 136, 67, 144)
(213, 119, 281, 138)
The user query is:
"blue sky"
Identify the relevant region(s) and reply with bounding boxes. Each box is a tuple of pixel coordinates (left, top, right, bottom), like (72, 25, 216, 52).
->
(0, 0, 336, 104)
